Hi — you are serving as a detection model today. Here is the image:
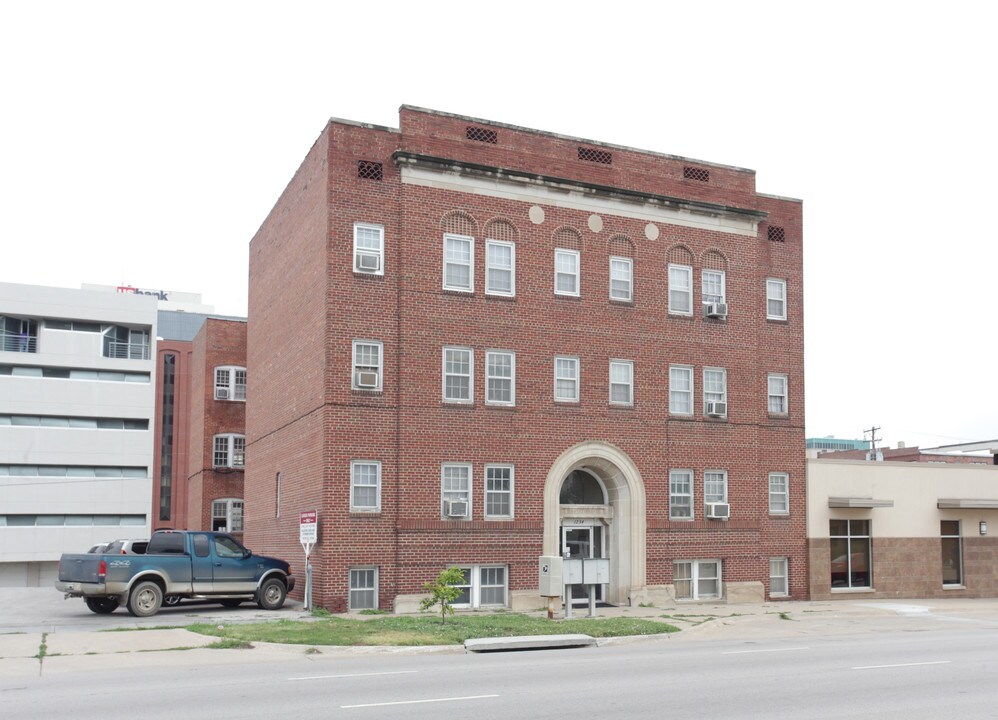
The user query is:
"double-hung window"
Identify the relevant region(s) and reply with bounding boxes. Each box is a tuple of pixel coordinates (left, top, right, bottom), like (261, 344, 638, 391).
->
(443, 234, 474, 292)
(768, 472, 789, 514)
(669, 469, 693, 520)
(768, 373, 788, 414)
(353, 223, 384, 274)
(485, 239, 515, 296)
(704, 470, 727, 505)
(554, 356, 579, 402)
(213, 434, 245, 468)
(352, 340, 383, 391)
(770, 558, 789, 597)
(351, 460, 381, 512)
(702, 269, 725, 305)
(214, 366, 247, 401)
(609, 257, 633, 301)
(441, 463, 472, 518)
(609, 360, 633, 406)
(668, 264, 693, 315)
(674, 560, 721, 600)
(554, 249, 580, 296)
(485, 350, 515, 405)
(349, 568, 378, 610)
(669, 365, 693, 415)
(484, 465, 513, 519)
(766, 279, 787, 320)
(443, 347, 473, 403)
(703, 367, 727, 416)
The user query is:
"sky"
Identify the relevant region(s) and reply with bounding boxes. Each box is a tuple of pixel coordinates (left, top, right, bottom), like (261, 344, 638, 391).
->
(2, 1, 995, 451)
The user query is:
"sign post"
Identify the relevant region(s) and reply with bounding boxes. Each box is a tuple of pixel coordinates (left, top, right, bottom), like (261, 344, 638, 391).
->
(299, 511, 317, 611)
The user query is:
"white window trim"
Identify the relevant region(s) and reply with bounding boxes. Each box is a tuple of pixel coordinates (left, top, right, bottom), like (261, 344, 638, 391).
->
(766, 278, 787, 320)
(353, 222, 385, 275)
(442, 346, 474, 404)
(769, 557, 789, 597)
(554, 248, 580, 297)
(609, 256, 633, 302)
(703, 367, 728, 416)
(349, 567, 379, 611)
(768, 373, 788, 415)
(443, 233, 475, 293)
(211, 497, 244, 533)
(485, 239, 516, 297)
(669, 469, 694, 520)
(351, 460, 382, 512)
(704, 469, 728, 505)
(768, 472, 789, 515)
(675, 559, 722, 601)
(484, 464, 514, 519)
(441, 462, 472, 518)
(668, 263, 693, 316)
(214, 366, 247, 402)
(609, 359, 634, 406)
(213, 434, 245, 469)
(669, 365, 694, 416)
(702, 268, 726, 305)
(485, 350, 515, 406)
(554, 355, 580, 403)
(450, 564, 509, 609)
(352, 340, 383, 391)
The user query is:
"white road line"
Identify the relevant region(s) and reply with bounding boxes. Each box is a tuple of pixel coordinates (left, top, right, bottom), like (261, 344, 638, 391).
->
(342, 694, 499, 709)
(288, 670, 418, 681)
(853, 661, 951, 670)
(722, 647, 811, 655)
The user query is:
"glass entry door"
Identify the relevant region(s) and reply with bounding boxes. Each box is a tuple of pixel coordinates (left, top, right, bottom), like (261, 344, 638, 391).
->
(561, 523, 605, 605)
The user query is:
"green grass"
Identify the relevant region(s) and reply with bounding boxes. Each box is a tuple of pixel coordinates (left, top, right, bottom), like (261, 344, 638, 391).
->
(187, 613, 679, 647)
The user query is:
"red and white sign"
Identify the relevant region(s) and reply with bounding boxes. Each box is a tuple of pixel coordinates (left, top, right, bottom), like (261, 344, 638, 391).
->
(299, 510, 318, 544)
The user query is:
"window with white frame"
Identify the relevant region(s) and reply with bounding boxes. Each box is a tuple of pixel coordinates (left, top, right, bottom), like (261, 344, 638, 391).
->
(484, 464, 513, 518)
(941, 520, 962, 586)
(349, 567, 378, 610)
(351, 461, 381, 512)
(702, 269, 726, 305)
(211, 498, 243, 532)
(770, 557, 788, 597)
(213, 434, 245, 468)
(768, 472, 789, 514)
(668, 264, 693, 315)
(443, 347, 473, 403)
(352, 340, 382, 391)
(609, 360, 633, 405)
(214, 366, 247, 401)
(703, 367, 727, 416)
(441, 463, 472, 518)
(485, 350, 515, 405)
(443, 234, 474, 292)
(485, 239, 515, 296)
(554, 356, 579, 402)
(353, 223, 384, 274)
(669, 469, 693, 519)
(674, 560, 721, 600)
(451, 565, 508, 608)
(554, 249, 580, 296)
(704, 470, 727, 504)
(766, 278, 787, 320)
(768, 373, 788, 414)
(669, 365, 693, 415)
(830, 519, 871, 589)
(609, 256, 633, 301)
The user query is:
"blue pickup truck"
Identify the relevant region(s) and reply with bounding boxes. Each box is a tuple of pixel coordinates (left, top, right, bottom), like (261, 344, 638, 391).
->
(56, 530, 295, 617)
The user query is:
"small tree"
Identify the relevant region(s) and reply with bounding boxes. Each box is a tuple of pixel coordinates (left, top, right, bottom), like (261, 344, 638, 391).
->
(419, 566, 465, 624)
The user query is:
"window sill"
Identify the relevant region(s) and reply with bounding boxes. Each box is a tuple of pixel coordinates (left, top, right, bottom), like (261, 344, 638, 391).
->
(554, 293, 582, 300)
(350, 510, 381, 516)
(943, 584, 966, 591)
(352, 271, 385, 280)
(609, 299, 634, 307)
(766, 317, 789, 324)
(830, 587, 874, 594)
(485, 293, 516, 301)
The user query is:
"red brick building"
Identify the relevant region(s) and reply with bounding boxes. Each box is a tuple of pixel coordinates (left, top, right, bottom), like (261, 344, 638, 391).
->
(245, 106, 805, 612)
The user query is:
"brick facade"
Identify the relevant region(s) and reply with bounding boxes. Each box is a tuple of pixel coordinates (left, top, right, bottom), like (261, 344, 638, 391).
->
(245, 107, 805, 612)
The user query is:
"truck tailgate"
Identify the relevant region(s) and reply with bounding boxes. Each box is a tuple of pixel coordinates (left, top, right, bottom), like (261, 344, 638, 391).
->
(58, 554, 103, 583)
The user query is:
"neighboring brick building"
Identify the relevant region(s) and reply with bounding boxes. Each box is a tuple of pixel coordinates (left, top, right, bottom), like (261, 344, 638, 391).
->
(245, 106, 805, 612)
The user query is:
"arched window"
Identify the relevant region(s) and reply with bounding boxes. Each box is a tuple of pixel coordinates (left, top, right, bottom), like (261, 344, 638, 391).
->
(559, 469, 607, 505)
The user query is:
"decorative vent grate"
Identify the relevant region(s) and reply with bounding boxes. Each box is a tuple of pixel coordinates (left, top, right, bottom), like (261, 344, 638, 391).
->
(767, 226, 786, 242)
(683, 166, 709, 182)
(578, 147, 612, 165)
(466, 126, 498, 144)
(357, 161, 383, 181)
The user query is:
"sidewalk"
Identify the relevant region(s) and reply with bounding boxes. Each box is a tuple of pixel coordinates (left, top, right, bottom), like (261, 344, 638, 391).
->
(5, 597, 998, 676)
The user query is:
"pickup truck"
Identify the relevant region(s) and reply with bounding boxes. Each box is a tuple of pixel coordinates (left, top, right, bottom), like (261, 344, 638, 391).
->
(56, 530, 295, 617)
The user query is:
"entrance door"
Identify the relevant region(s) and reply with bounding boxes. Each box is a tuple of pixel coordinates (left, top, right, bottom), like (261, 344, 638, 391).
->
(561, 523, 605, 605)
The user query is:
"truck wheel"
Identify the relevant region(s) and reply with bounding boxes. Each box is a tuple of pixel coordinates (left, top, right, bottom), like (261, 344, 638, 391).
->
(257, 578, 286, 610)
(85, 597, 120, 614)
(127, 580, 163, 617)
(163, 595, 182, 607)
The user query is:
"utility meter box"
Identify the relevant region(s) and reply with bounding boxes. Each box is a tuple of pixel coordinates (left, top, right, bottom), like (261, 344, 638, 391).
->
(538, 556, 564, 596)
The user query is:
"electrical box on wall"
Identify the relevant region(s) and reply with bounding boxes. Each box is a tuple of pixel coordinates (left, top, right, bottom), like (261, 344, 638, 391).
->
(538, 556, 564, 596)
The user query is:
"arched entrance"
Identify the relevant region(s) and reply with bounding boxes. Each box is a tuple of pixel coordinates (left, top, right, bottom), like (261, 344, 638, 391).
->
(543, 442, 646, 605)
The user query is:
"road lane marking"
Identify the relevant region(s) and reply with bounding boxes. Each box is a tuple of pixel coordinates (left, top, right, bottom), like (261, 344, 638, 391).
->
(288, 671, 418, 681)
(853, 661, 951, 670)
(342, 694, 499, 709)
(722, 647, 811, 655)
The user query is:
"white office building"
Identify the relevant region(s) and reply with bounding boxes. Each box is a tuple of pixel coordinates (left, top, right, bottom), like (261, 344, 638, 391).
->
(0, 283, 158, 586)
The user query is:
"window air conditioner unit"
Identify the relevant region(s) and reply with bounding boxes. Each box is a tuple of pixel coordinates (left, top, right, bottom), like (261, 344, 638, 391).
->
(355, 371, 380, 388)
(706, 401, 727, 417)
(706, 502, 730, 519)
(356, 252, 381, 273)
(446, 500, 469, 518)
(216, 388, 229, 400)
(705, 302, 728, 319)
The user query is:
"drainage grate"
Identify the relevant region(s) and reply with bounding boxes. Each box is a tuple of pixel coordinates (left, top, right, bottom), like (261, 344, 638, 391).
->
(466, 126, 498, 144)
(683, 166, 709, 182)
(578, 147, 612, 165)
(357, 161, 383, 181)
(767, 226, 786, 242)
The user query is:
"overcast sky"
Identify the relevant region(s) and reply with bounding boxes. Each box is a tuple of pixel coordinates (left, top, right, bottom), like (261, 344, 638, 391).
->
(2, 1, 994, 451)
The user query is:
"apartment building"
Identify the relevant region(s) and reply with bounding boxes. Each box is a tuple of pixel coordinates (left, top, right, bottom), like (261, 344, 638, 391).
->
(244, 107, 805, 612)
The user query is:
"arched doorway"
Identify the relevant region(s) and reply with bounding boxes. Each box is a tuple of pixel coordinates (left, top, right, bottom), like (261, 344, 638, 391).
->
(543, 442, 646, 605)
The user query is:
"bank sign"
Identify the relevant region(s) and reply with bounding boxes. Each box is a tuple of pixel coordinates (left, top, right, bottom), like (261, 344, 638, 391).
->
(116, 285, 169, 300)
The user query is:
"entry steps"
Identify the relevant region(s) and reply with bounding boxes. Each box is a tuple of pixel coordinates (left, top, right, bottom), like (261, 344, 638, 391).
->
(464, 634, 596, 653)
